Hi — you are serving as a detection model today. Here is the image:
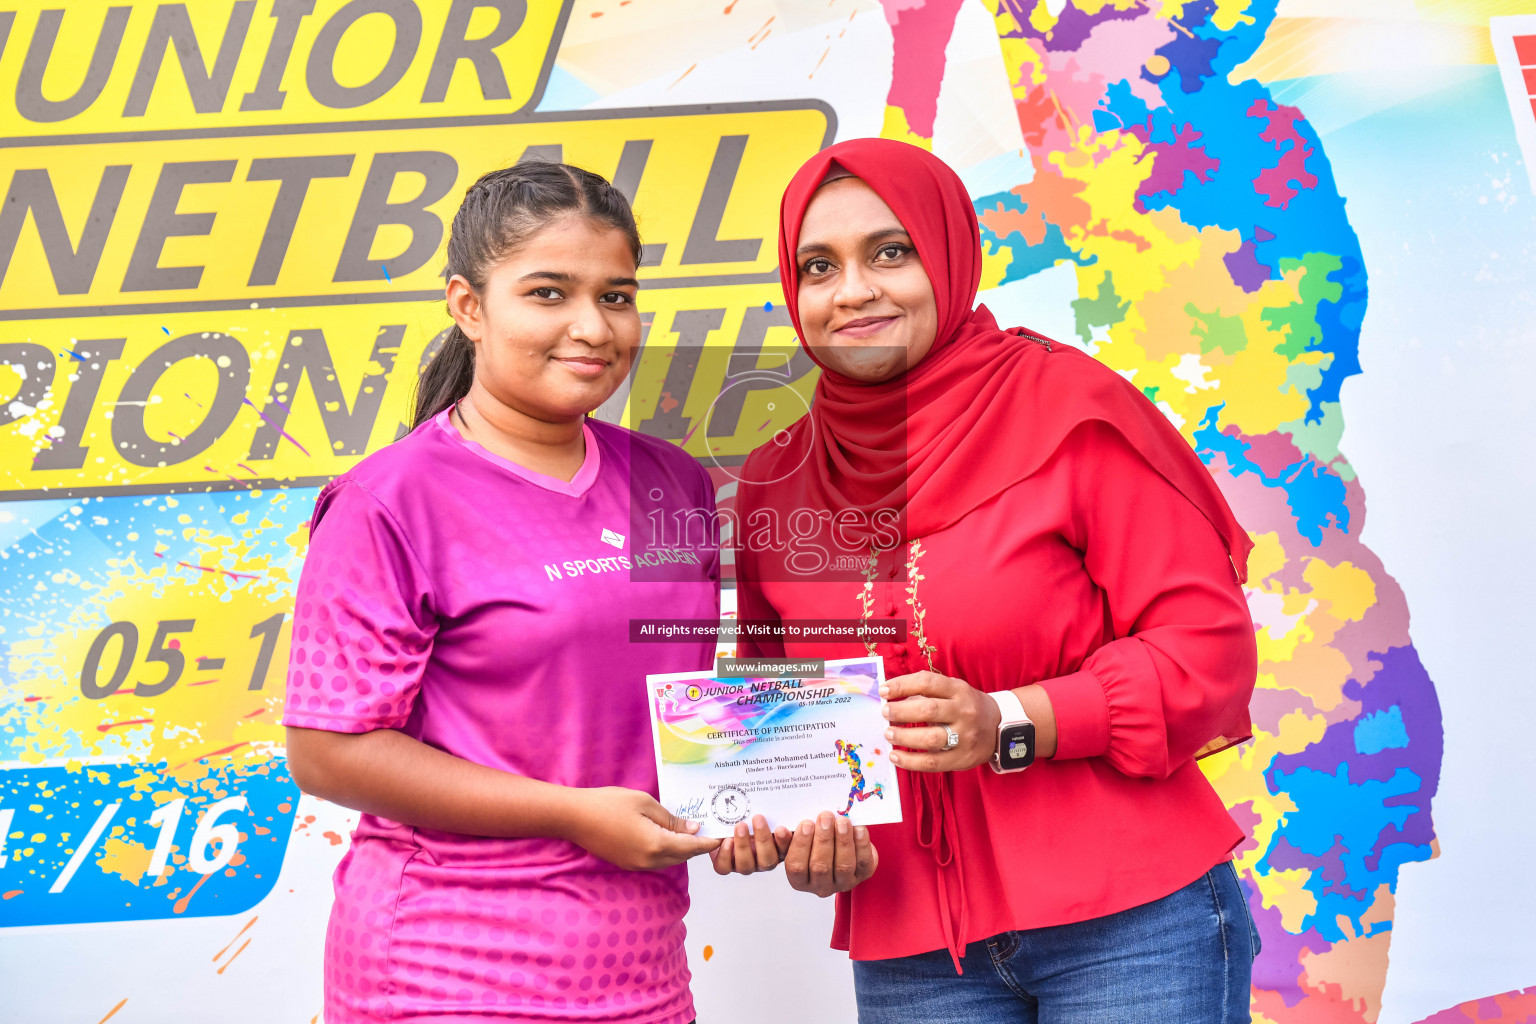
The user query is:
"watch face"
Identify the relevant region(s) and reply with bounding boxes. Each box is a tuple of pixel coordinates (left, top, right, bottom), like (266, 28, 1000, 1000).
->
(998, 722, 1036, 770)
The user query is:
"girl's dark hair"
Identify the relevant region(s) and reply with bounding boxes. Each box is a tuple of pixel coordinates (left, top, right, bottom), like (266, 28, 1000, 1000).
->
(411, 162, 642, 429)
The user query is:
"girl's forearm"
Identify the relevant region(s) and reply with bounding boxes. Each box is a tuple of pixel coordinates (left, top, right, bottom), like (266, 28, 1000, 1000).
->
(286, 726, 592, 840)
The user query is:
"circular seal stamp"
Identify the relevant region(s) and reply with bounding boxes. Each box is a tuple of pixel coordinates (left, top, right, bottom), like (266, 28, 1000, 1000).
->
(711, 785, 750, 826)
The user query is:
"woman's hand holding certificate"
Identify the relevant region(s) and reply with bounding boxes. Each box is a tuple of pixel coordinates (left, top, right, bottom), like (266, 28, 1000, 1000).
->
(712, 813, 787, 875)
(778, 812, 879, 896)
(709, 810, 878, 897)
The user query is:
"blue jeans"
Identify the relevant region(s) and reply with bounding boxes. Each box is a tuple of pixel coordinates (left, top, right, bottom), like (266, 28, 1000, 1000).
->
(852, 862, 1260, 1024)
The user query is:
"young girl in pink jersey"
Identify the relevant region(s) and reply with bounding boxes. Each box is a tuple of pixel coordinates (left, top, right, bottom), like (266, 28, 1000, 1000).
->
(283, 162, 724, 1023)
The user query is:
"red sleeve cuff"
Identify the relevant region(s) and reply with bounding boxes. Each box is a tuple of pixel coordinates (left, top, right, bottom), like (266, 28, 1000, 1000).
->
(1038, 670, 1111, 760)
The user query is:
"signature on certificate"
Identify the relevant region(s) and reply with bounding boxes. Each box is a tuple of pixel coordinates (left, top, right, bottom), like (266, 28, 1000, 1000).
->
(674, 796, 708, 821)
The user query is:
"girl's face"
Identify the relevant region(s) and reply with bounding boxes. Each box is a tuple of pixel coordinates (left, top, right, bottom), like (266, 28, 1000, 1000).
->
(447, 215, 640, 423)
(794, 177, 938, 383)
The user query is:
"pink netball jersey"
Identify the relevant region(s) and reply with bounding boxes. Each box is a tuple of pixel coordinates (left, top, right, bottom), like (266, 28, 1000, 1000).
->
(281, 408, 719, 1023)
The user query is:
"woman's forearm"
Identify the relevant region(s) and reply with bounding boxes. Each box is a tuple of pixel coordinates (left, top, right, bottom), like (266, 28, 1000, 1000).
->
(1013, 683, 1059, 759)
(286, 726, 589, 840)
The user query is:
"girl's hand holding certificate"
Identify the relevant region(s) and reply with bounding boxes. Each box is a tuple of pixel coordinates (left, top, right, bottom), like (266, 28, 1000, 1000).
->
(567, 786, 722, 871)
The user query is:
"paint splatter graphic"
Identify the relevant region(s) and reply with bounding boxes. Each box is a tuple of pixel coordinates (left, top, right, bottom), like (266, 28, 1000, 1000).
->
(0, 490, 305, 923)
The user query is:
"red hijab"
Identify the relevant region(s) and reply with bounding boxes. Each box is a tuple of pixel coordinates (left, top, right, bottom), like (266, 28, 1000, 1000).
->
(746, 137, 1253, 585)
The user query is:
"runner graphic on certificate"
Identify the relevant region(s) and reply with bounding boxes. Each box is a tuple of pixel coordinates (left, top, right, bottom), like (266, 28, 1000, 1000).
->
(646, 657, 903, 838)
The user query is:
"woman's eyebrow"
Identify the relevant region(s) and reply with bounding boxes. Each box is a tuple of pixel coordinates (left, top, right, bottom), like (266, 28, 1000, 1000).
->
(795, 227, 912, 258)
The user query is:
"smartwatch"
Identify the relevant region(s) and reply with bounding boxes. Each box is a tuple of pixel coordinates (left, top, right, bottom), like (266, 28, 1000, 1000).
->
(989, 689, 1036, 774)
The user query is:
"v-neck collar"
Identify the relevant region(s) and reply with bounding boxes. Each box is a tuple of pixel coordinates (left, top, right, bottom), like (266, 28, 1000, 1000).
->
(434, 406, 601, 498)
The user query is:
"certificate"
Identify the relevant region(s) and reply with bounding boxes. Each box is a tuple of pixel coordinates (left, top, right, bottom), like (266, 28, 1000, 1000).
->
(645, 657, 903, 838)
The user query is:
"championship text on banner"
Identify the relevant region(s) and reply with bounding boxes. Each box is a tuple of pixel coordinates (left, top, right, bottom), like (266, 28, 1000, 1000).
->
(0, 106, 831, 498)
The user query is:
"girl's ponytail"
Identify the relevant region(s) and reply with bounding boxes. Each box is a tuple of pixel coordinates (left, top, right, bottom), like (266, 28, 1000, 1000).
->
(408, 161, 642, 432)
(411, 325, 476, 429)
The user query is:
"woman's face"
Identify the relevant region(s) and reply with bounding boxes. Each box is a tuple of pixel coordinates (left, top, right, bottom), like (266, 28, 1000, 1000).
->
(794, 177, 939, 383)
(447, 214, 640, 423)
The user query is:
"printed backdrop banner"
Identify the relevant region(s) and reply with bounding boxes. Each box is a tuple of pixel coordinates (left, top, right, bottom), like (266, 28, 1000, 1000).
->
(1, 2, 1533, 1023)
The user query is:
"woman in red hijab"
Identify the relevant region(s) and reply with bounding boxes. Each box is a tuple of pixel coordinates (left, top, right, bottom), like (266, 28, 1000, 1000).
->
(720, 139, 1261, 1022)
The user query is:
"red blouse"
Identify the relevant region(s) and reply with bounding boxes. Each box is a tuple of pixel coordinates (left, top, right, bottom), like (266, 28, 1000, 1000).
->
(735, 420, 1258, 968)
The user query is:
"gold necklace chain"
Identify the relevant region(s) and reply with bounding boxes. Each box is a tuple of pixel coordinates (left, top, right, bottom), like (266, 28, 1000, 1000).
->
(857, 539, 937, 671)
(857, 550, 880, 657)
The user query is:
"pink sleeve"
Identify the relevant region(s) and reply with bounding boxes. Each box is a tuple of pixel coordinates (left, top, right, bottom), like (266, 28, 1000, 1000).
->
(281, 479, 437, 734)
(1037, 422, 1257, 779)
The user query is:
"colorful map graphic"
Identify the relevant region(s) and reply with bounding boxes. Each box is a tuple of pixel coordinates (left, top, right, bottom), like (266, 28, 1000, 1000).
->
(875, 0, 1446, 1020)
(834, 739, 886, 814)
